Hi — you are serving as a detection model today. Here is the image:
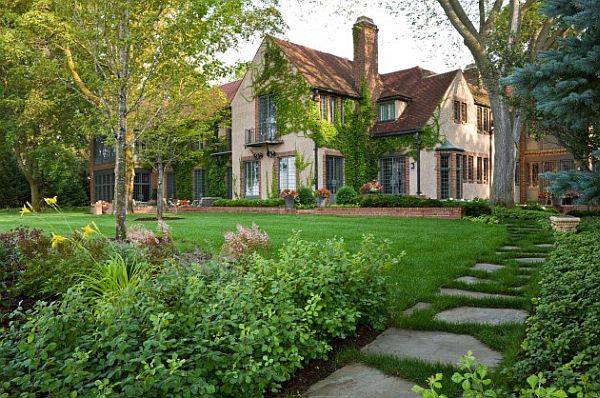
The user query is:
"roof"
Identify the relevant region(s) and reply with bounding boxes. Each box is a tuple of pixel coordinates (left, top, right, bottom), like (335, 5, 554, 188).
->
(463, 67, 490, 106)
(219, 80, 242, 103)
(436, 138, 464, 152)
(272, 37, 359, 97)
(371, 70, 459, 136)
(379, 66, 436, 99)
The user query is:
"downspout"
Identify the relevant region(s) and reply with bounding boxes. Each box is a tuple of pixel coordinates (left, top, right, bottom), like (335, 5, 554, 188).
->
(314, 141, 319, 190)
(415, 131, 422, 196)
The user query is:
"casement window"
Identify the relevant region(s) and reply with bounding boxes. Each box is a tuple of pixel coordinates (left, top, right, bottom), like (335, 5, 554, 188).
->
(379, 101, 396, 122)
(380, 156, 406, 195)
(258, 93, 276, 140)
(440, 154, 451, 199)
(320, 95, 328, 120)
(326, 156, 344, 194)
(477, 106, 483, 131)
(483, 108, 491, 132)
(476, 157, 483, 183)
(453, 100, 468, 124)
(340, 99, 346, 124)
(455, 154, 463, 199)
(461, 102, 468, 123)
(94, 137, 116, 164)
(330, 97, 337, 122)
(134, 169, 151, 202)
(467, 156, 474, 182)
(529, 162, 539, 187)
(166, 172, 177, 199)
(94, 170, 114, 202)
(463, 155, 468, 180)
(244, 160, 260, 198)
(483, 158, 489, 183)
(278, 156, 296, 191)
(193, 169, 206, 200)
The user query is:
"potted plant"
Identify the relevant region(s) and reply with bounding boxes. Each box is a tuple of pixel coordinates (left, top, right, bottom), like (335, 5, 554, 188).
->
(315, 187, 331, 208)
(280, 189, 298, 209)
(360, 180, 381, 195)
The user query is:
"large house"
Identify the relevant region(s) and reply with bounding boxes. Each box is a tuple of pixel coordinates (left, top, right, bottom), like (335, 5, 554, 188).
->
(89, 16, 574, 205)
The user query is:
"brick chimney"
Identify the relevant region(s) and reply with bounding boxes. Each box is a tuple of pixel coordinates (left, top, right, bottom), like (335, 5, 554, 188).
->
(353, 16, 380, 98)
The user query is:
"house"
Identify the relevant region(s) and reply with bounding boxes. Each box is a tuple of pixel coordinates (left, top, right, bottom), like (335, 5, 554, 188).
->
(229, 16, 493, 200)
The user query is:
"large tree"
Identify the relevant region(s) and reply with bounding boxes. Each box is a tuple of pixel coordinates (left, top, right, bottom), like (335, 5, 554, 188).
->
(24, 0, 283, 240)
(507, 0, 600, 165)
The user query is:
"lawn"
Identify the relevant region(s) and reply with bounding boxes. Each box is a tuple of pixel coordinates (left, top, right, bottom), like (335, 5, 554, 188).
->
(0, 210, 506, 310)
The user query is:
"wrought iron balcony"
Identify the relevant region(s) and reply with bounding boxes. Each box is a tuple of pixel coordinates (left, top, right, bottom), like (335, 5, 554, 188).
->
(245, 124, 282, 147)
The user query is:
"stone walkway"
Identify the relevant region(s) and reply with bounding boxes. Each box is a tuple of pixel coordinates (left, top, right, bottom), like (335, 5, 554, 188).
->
(303, 222, 552, 398)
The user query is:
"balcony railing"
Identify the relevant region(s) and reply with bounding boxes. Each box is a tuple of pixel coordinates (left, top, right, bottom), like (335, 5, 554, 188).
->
(245, 124, 282, 146)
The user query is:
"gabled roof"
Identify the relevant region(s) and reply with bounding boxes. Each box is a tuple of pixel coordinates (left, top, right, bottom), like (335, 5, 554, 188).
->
(219, 80, 242, 103)
(272, 37, 359, 97)
(372, 70, 459, 136)
(379, 66, 436, 100)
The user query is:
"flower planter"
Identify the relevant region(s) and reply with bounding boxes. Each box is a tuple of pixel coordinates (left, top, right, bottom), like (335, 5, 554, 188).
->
(284, 197, 295, 209)
(316, 197, 327, 208)
(550, 216, 580, 233)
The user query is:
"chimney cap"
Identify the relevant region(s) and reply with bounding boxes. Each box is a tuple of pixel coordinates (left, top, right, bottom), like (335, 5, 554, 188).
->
(355, 16, 376, 26)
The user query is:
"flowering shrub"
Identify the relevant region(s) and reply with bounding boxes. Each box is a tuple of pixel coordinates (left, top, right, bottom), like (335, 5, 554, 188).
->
(280, 189, 299, 199)
(315, 187, 331, 198)
(360, 180, 381, 194)
(222, 223, 270, 258)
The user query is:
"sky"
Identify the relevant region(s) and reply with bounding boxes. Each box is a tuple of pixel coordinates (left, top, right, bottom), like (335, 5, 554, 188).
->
(222, 0, 475, 75)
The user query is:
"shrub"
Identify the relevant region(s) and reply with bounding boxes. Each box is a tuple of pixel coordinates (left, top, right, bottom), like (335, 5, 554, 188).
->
(463, 215, 499, 224)
(222, 223, 270, 258)
(0, 235, 400, 397)
(513, 231, 600, 393)
(336, 185, 358, 205)
(567, 209, 600, 218)
(212, 198, 284, 207)
(459, 198, 491, 217)
(296, 187, 315, 206)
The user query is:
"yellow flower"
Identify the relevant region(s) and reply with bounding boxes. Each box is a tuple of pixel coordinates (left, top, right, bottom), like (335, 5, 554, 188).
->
(81, 223, 96, 238)
(44, 196, 58, 206)
(51, 233, 67, 248)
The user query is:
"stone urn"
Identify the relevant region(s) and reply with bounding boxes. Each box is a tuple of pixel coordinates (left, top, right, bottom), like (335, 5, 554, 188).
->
(316, 196, 327, 208)
(284, 196, 295, 209)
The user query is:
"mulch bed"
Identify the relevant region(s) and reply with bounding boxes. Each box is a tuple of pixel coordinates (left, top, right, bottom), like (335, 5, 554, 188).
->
(133, 216, 184, 222)
(266, 324, 380, 397)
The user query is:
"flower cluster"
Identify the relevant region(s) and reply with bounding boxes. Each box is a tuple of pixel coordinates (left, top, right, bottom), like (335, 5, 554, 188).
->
(127, 224, 160, 247)
(360, 180, 381, 194)
(315, 187, 331, 198)
(223, 223, 270, 258)
(280, 189, 299, 199)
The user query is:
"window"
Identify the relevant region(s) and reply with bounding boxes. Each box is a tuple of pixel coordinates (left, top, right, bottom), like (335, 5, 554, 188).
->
(529, 162, 539, 187)
(477, 106, 483, 131)
(326, 156, 344, 194)
(453, 100, 468, 123)
(193, 169, 206, 200)
(166, 172, 176, 199)
(258, 94, 276, 140)
(483, 108, 491, 132)
(476, 157, 483, 183)
(483, 158, 489, 183)
(94, 137, 115, 164)
(462, 156, 468, 180)
(461, 102, 468, 123)
(340, 99, 346, 124)
(244, 161, 259, 198)
(94, 170, 114, 202)
(455, 154, 463, 199)
(320, 95, 328, 120)
(134, 169, 151, 202)
(380, 156, 406, 195)
(330, 97, 337, 122)
(379, 101, 395, 122)
(453, 100, 461, 123)
(467, 156, 474, 182)
(278, 156, 296, 191)
(440, 154, 451, 199)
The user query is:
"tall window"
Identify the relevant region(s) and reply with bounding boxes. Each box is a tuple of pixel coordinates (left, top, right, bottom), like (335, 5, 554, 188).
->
(326, 156, 344, 194)
(94, 137, 115, 164)
(476, 157, 483, 183)
(279, 156, 296, 191)
(244, 161, 259, 198)
(330, 97, 337, 122)
(477, 106, 483, 131)
(483, 108, 491, 132)
(94, 170, 114, 202)
(258, 94, 276, 140)
(380, 156, 406, 195)
(379, 101, 395, 122)
(453, 100, 468, 123)
(483, 158, 489, 183)
(455, 154, 463, 199)
(440, 154, 451, 199)
(467, 156, 474, 182)
(134, 169, 151, 202)
(193, 169, 206, 200)
(166, 172, 176, 199)
(461, 102, 468, 123)
(320, 95, 328, 120)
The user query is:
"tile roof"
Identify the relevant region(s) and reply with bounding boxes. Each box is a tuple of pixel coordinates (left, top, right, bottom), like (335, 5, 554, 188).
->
(379, 66, 436, 99)
(219, 79, 242, 103)
(372, 70, 459, 136)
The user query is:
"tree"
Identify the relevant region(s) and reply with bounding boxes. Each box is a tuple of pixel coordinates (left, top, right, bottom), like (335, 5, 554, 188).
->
(24, 0, 283, 240)
(0, 1, 93, 210)
(507, 0, 600, 164)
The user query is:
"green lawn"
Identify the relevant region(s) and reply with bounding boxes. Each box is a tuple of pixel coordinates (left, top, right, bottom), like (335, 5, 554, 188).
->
(0, 210, 506, 310)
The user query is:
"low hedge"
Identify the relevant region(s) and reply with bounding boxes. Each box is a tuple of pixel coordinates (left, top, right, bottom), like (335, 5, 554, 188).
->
(566, 209, 600, 218)
(513, 231, 600, 393)
(357, 195, 491, 217)
(212, 198, 284, 207)
(0, 235, 398, 397)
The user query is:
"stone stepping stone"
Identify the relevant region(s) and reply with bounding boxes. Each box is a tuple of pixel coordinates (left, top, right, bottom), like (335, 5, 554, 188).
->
(403, 302, 432, 316)
(438, 288, 515, 300)
(303, 363, 416, 398)
(535, 243, 553, 248)
(518, 267, 536, 272)
(511, 285, 527, 291)
(500, 245, 520, 251)
(434, 307, 528, 326)
(362, 328, 502, 368)
(455, 276, 489, 285)
(514, 257, 545, 264)
(473, 263, 505, 273)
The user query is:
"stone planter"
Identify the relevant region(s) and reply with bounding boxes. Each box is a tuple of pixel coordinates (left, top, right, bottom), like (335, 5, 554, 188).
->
(284, 197, 295, 209)
(550, 216, 580, 233)
(316, 196, 327, 208)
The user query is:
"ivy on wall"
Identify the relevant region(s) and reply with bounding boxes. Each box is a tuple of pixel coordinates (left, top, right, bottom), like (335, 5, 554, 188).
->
(251, 38, 442, 191)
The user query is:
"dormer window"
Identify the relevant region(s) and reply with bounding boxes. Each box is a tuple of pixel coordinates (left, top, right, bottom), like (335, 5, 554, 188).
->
(379, 101, 395, 122)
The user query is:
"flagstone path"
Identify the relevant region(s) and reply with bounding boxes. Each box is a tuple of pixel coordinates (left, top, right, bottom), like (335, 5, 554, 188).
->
(303, 222, 552, 398)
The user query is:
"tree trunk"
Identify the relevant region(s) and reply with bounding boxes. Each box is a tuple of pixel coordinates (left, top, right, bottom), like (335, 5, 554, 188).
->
(156, 158, 165, 220)
(29, 179, 41, 212)
(13, 145, 41, 211)
(126, 127, 135, 213)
